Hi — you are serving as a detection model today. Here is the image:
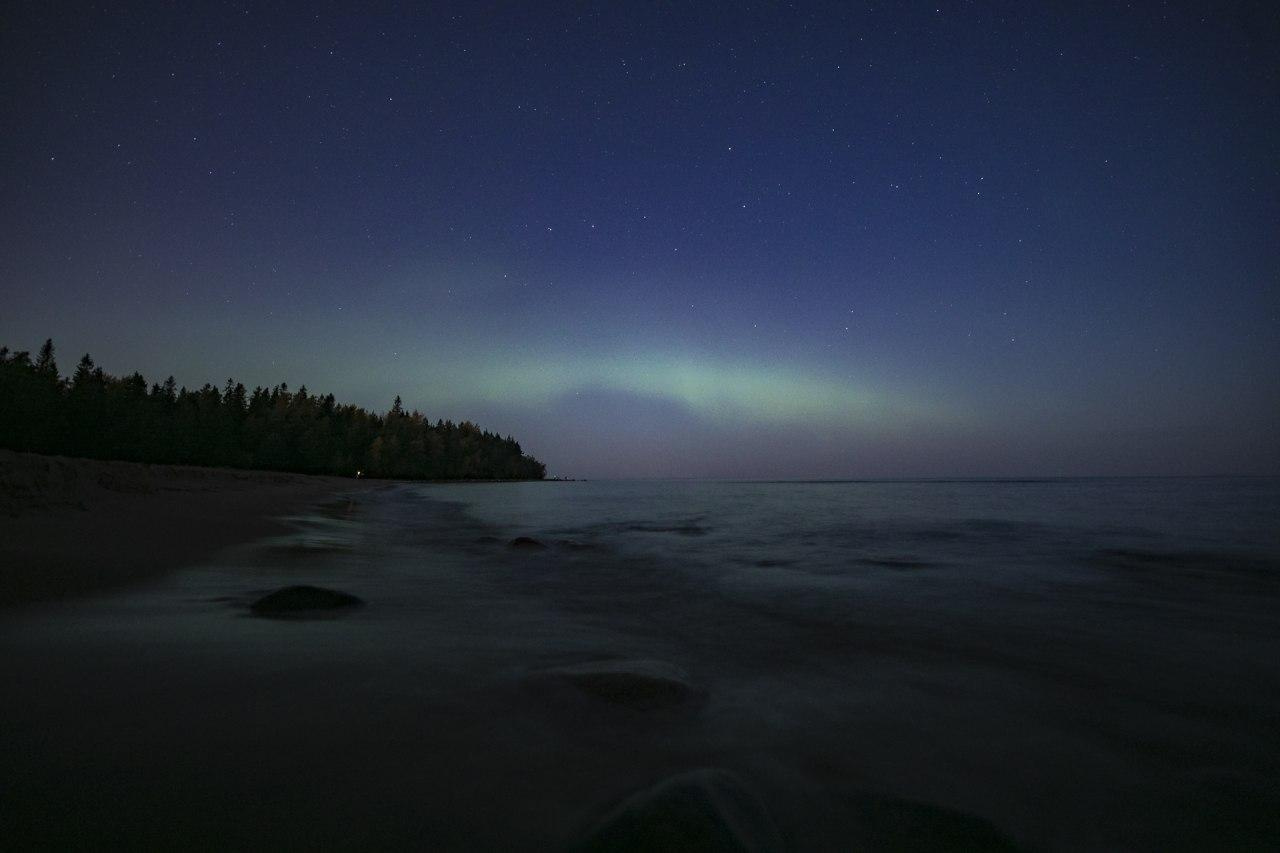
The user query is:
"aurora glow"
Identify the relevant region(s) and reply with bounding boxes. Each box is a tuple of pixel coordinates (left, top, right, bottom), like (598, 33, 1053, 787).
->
(449, 356, 922, 424)
(3, 3, 1277, 477)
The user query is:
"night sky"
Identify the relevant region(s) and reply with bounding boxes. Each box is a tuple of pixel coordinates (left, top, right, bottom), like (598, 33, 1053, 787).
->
(4, 2, 1277, 478)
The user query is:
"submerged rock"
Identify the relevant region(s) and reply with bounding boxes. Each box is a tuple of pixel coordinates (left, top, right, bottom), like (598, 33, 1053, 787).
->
(249, 585, 363, 615)
(543, 659, 694, 709)
(574, 768, 782, 853)
(509, 536, 548, 550)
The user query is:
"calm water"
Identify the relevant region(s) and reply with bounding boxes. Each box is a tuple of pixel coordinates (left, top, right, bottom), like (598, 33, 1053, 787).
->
(3, 478, 1279, 850)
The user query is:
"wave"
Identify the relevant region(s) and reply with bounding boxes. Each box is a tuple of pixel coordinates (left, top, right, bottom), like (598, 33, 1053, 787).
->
(1092, 548, 1279, 582)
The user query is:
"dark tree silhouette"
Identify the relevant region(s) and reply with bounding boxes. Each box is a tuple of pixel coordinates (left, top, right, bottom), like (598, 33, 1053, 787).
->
(0, 339, 546, 480)
(35, 339, 57, 376)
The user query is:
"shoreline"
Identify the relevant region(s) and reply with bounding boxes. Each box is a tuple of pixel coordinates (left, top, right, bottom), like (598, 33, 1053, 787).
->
(2, 467, 1277, 849)
(0, 450, 392, 608)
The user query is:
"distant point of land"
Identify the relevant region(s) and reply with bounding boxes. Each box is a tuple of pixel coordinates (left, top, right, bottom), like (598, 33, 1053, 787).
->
(0, 338, 545, 481)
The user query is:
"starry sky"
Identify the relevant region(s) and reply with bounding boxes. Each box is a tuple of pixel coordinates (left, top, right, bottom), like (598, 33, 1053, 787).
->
(3, 2, 1278, 477)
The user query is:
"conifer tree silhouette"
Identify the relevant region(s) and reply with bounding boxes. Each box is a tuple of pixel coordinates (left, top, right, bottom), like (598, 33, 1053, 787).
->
(0, 338, 546, 480)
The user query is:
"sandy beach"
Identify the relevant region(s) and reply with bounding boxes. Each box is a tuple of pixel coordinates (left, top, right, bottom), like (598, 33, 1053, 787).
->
(0, 449, 380, 607)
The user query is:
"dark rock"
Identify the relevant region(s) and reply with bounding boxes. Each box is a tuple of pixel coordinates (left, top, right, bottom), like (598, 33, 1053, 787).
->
(851, 793, 1025, 852)
(509, 536, 548, 549)
(1102, 767, 1280, 852)
(574, 768, 782, 853)
(249, 585, 363, 615)
(543, 659, 694, 709)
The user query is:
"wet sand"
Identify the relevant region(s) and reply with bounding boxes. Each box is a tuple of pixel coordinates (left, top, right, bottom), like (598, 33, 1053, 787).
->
(0, 450, 383, 607)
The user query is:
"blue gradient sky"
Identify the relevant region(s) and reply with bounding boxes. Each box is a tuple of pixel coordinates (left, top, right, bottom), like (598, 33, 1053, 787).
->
(3, 2, 1277, 477)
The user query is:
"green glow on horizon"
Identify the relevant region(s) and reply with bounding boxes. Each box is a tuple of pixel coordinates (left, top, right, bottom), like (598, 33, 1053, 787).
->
(452, 354, 945, 426)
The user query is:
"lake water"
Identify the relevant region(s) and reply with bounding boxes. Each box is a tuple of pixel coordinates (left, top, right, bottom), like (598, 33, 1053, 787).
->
(3, 478, 1279, 850)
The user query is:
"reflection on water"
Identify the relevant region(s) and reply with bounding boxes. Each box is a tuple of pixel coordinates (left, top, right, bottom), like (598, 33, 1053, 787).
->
(2, 478, 1278, 850)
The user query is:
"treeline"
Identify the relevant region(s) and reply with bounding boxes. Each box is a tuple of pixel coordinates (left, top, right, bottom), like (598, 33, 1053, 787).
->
(0, 340, 545, 480)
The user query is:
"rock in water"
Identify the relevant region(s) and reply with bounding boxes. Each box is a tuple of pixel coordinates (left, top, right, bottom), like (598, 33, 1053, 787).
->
(509, 536, 547, 549)
(851, 792, 1026, 852)
(547, 659, 694, 709)
(249, 585, 363, 615)
(574, 768, 782, 853)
